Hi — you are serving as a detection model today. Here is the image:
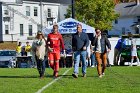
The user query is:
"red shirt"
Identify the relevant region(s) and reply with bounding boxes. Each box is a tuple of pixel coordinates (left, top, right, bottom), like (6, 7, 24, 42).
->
(47, 32, 65, 53)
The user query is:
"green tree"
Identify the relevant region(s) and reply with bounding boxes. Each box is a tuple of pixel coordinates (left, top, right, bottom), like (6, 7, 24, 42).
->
(65, 0, 119, 31)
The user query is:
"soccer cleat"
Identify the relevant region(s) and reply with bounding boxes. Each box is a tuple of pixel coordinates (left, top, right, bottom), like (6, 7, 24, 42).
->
(72, 73, 78, 78)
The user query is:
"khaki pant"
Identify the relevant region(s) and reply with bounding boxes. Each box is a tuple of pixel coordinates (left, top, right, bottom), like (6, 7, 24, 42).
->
(113, 48, 121, 66)
(95, 52, 107, 76)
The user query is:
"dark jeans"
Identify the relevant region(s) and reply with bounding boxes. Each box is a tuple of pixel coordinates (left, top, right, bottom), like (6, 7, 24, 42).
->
(35, 56, 46, 77)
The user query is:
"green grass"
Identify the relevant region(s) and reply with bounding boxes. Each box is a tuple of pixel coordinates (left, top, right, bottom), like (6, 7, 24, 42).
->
(0, 67, 140, 93)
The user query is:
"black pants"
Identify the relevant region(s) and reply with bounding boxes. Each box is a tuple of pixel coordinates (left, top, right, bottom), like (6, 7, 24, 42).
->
(35, 56, 46, 77)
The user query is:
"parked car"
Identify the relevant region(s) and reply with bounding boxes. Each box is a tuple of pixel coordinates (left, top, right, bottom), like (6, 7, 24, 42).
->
(0, 50, 16, 68)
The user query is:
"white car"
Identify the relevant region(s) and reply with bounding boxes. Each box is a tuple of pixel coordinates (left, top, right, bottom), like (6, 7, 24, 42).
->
(0, 50, 16, 68)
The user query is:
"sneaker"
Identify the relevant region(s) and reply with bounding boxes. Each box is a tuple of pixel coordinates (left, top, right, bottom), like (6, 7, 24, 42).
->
(72, 73, 78, 78)
(53, 76, 58, 79)
(40, 74, 45, 79)
(99, 75, 102, 78)
(102, 73, 105, 76)
(91, 65, 95, 67)
(82, 74, 86, 77)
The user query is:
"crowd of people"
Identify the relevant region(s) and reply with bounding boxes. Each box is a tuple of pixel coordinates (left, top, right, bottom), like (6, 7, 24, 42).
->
(14, 23, 140, 79)
(16, 41, 32, 57)
(32, 24, 111, 79)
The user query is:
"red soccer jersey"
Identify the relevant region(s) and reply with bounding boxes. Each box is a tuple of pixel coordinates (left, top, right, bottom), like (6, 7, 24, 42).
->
(47, 32, 65, 53)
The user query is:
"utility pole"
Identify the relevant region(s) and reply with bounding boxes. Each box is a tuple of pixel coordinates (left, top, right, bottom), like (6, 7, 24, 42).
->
(40, 0, 43, 32)
(72, 0, 75, 19)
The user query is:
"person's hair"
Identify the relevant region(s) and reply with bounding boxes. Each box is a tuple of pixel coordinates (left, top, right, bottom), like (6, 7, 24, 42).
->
(77, 24, 82, 28)
(18, 42, 21, 45)
(53, 24, 58, 29)
(36, 31, 44, 39)
(95, 28, 101, 32)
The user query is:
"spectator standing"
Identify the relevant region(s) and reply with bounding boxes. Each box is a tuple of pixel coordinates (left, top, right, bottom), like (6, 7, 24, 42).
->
(86, 40, 91, 67)
(16, 42, 22, 56)
(130, 37, 140, 66)
(25, 41, 31, 56)
(90, 44, 96, 67)
(113, 37, 126, 66)
(25, 41, 33, 67)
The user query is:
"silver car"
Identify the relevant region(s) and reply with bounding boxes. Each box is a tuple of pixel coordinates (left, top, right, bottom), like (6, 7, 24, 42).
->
(0, 50, 16, 68)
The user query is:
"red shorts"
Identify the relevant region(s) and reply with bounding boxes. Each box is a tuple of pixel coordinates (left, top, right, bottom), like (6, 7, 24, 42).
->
(48, 52, 60, 61)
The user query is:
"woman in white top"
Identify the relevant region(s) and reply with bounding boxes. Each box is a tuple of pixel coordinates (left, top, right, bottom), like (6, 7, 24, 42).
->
(32, 31, 46, 78)
(130, 37, 140, 66)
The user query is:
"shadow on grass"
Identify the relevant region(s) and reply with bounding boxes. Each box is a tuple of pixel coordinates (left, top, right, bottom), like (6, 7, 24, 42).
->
(0, 75, 39, 78)
(0, 75, 54, 78)
(60, 74, 99, 78)
(59, 75, 73, 79)
(0, 74, 98, 79)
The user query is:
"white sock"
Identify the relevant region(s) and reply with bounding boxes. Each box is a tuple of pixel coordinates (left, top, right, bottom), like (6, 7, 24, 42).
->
(89, 59, 91, 66)
(86, 60, 88, 66)
(136, 58, 140, 65)
(130, 59, 134, 66)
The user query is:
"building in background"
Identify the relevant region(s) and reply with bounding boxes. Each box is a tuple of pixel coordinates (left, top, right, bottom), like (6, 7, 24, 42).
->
(0, 0, 70, 42)
(109, 1, 140, 37)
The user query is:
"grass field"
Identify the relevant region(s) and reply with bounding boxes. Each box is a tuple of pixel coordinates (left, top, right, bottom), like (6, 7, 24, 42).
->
(0, 67, 140, 93)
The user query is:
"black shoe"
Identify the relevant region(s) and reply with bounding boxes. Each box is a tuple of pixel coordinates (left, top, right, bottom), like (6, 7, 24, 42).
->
(40, 74, 45, 79)
(72, 73, 78, 78)
(82, 74, 86, 77)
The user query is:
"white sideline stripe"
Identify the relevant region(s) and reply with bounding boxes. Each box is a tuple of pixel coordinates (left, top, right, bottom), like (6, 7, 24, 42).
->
(35, 68, 71, 93)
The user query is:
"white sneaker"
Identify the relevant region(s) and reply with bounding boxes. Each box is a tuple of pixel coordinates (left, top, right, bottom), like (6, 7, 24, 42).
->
(99, 75, 102, 78)
(91, 65, 95, 67)
(102, 73, 105, 76)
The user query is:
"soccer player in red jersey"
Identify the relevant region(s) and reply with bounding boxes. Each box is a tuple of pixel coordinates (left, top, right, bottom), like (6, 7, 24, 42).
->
(46, 24, 65, 78)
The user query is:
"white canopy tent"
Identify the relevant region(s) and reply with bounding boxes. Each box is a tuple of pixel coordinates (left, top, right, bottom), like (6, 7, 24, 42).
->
(43, 18, 95, 35)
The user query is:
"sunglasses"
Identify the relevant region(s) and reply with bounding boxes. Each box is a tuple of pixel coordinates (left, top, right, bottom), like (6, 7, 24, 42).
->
(96, 31, 100, 33)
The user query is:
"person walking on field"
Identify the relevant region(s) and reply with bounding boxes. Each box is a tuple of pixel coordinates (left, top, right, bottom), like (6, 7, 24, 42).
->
(46, 24, 65, 78)
(91, 28, 111, 78)
(72, 24, 89, 78)
(32, 31, 46, 79)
